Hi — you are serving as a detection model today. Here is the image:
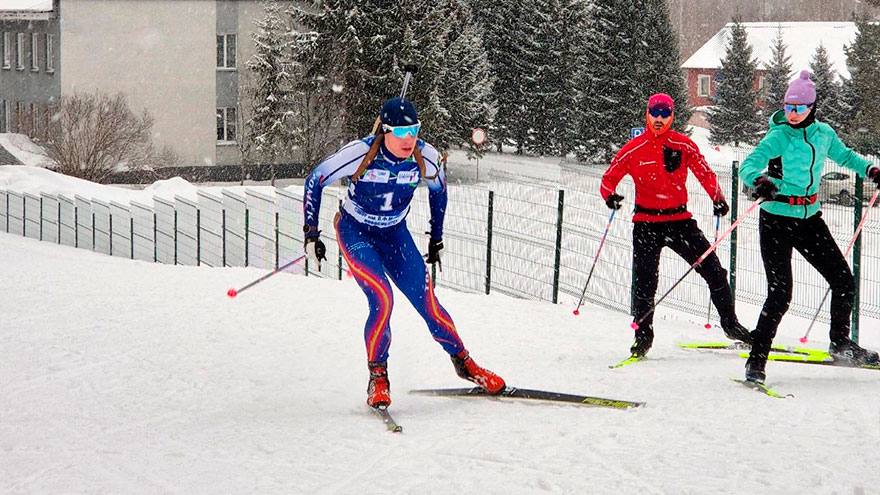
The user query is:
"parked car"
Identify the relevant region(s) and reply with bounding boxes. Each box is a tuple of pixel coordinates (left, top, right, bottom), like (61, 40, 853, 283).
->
(818, 171, 878, 207)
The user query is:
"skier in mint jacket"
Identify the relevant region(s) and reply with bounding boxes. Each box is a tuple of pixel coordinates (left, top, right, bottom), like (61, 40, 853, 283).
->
(740, 70, 880, 383)
(302, 97, 505, 408)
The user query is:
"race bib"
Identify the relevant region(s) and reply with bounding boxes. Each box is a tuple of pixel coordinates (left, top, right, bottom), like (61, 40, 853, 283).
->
(396, 170, 420, 184)
(360, 169, 391, 183)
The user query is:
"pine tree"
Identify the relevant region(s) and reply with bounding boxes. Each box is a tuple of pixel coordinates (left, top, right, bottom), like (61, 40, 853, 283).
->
(809, 44, 844, 130)
(471, 0, 540, 154)
(576, 0, 644, 161)
(246, 0, 295, 185)
(292, 0, 492, 151)
(762, 26, 791, 111)
(637, 0, 692, 132)
(841, 15, 880, 156)
(707, 18, 762, 146)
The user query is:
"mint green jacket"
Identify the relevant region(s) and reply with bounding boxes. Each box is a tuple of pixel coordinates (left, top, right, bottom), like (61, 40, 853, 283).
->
(740, 110, 872, 219)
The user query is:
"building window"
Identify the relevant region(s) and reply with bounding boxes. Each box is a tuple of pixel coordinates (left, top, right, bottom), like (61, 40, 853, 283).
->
(757, 75, 766, 97)
(216, 34, 236, 69)
(45, 33, 54, 72)
(31, 32, 39, 71)
(697, 74, 711, 97)
(16, 33, 25, 70)
(217, 107, 236, 143)
(2, 32, 11, 69)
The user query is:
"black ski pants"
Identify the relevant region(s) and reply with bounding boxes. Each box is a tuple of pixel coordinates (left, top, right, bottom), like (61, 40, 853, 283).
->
(751, 210, 854, 358)
(632, 219, 736, 331)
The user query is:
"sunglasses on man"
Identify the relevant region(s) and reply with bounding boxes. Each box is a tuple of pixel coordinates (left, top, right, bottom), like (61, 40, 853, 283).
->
(382, 122, 421, 138)
(783, 103, 811, 114)
(648, 106, 673, 118)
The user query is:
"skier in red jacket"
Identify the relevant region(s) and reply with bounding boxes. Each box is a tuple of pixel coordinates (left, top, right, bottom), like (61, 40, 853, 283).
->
(600, 93, 751, 358)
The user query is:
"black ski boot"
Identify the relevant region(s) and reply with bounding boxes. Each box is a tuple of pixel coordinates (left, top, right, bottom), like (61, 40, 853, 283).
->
(745, 355, 766, 384)
(720, 318, 753, 344)
(829, 338, 880, 366)
(630, 325, 654, 358)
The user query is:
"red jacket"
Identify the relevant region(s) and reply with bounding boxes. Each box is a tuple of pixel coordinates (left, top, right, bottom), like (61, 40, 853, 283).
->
(600, 130, 724, 223)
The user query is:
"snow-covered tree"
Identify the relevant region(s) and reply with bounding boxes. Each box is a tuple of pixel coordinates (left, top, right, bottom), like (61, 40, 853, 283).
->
(246, 0, 295, 185)
(762, 26, 792, 111)
(809, 44, 845, 130)
(637, 0, 692, 132)
(707, 18, 762, 146)
(841, 16, 880, 156)
(577, 0, 644, 161)
(292, 0, 492, 152)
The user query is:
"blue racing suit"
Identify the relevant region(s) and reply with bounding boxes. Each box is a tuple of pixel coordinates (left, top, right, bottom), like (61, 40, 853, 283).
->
(303, 136, 463, 362)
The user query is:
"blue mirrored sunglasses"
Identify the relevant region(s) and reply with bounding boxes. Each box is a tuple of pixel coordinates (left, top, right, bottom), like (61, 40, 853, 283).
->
(382, 122, 421, 138)
(648, 106, 673, 118)
(784, 103, 811, 114)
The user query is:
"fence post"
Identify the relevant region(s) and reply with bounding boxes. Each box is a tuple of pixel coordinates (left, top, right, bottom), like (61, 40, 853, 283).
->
(196, 209, 201, 267)
(222, 209, 226, 267)
(130, 217, 134, 259)
(552, 189, 564, 304)
(275, 211, 280, 270)
(74, 206, 78, 248)
(92, 212, 95, 250)
(485, 190, 494, 295)
(244, 208, 249, 268)
(173, 210, 178, 265)
(153, 212, 157, 262)
(852, 175, 865, 343)
(22, 196, 26, 237)
(729, 160, 740, 306)
(57, 201, 61, 244)
(39, 197, 43, 240)
(109, 213, 113, 256)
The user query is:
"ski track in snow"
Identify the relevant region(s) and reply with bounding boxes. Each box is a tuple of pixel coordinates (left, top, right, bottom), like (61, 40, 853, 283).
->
(2, 232, 879, 494)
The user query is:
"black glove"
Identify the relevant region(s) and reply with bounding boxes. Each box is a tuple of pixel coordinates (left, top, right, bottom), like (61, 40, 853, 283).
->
(426, 238, 443, 271)
(869, 167, 880, 189)
(605, 193, 624, 210)
(752, 175, 778, 200)
(713, 198, 730, 217)
(305, 235, 327, 267)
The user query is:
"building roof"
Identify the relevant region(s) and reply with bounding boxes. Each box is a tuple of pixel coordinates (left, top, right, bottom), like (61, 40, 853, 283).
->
(681, 22, 857, 81)
(0, 0, 53, 20)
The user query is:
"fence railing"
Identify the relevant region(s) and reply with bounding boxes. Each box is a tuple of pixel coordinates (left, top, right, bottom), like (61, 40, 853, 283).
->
(2, 152, 879, 341)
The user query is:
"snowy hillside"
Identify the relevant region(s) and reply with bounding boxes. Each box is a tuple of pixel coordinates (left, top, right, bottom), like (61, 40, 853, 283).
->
(2, 233, 879, 493)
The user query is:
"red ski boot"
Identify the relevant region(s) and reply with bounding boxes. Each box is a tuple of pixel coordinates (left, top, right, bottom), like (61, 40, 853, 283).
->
(367, 361, 391, 408)
(451, 350, 506, 395)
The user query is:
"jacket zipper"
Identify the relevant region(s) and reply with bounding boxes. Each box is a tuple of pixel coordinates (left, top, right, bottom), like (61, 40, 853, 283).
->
(803, 128, 816, 219)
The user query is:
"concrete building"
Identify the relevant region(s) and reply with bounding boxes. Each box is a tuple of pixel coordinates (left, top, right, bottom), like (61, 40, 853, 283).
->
(0, 0, 281, 168)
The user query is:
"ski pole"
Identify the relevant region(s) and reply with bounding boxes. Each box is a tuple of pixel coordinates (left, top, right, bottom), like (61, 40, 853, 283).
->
(227, 255, 306, 298)
(573, 209, 617, 316)
(800, 188, 880, 343)
(632, 199, 764, 330)
(703, 214, 721, 329)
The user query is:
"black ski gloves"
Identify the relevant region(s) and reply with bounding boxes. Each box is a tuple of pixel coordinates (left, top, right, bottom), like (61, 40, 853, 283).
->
(605, 193, 624, 210)
(869, 167, 880, 189)
(713, 198, 730, 217)
(426, 237, 443, 270)
(752, 175, 778, 201)
(305, 235, 327, 268)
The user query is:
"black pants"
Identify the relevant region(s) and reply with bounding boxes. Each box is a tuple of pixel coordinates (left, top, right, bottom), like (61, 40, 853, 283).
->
(751, 210, 854, 357)
(632, 219, 736, 331)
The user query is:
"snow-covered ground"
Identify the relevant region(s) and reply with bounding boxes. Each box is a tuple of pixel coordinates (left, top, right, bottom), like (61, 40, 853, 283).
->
(2, 232, 880, 493)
